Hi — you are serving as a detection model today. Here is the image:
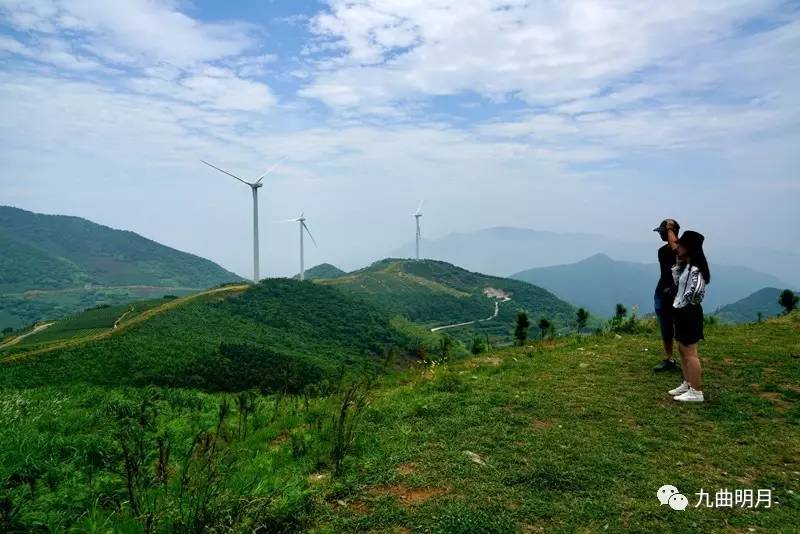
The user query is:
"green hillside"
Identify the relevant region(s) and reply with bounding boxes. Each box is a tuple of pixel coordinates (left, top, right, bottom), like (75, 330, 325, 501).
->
(297, 262, 346, 280)
(1, 279, 416, 391)
(715, 287, 797, 324)
(511, 253, 786, 318)
(318, 258, 578, 340)
(0, 205, 243, 329)
(1, 305, 797, 531)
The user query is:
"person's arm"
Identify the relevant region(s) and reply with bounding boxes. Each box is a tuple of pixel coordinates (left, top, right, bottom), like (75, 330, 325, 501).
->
(683, 267, 706, 304)
(665, 222, 679, 252)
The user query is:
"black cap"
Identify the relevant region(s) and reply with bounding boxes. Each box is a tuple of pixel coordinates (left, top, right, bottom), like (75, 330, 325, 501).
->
(653, 219, 680, 233)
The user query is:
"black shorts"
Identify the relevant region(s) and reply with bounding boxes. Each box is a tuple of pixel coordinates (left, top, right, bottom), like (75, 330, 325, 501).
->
(674, 304, 704, 345)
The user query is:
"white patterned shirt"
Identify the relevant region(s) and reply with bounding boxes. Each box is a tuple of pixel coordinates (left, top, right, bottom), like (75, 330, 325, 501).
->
(672, 264, 706, 309)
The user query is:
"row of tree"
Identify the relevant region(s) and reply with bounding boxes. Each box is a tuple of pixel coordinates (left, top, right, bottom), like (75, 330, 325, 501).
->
(511, 289, 799, 346)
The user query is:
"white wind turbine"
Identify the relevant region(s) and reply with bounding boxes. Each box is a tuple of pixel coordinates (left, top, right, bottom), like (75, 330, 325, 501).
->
(413, 200, 424, 260)
(283, 213, 317, 281)
(200, 157, 285, 283)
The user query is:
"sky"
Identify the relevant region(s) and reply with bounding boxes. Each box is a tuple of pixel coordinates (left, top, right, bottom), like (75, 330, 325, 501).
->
(0, 0, 798, 278)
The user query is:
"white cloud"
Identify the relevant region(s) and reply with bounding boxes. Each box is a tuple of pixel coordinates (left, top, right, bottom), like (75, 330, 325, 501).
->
(0, 0, 255, 66)
(302, 0, 787, 107)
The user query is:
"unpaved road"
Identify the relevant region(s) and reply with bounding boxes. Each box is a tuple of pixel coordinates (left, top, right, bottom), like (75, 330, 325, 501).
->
(430, 297, 511, 332)
(0, 322, 54, 349)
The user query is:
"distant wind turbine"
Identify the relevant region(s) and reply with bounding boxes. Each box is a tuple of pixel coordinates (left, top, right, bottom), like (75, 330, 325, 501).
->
(413, 200, 424, 261)
(283, 213, 317, 281)
(200, 157, 286, 283)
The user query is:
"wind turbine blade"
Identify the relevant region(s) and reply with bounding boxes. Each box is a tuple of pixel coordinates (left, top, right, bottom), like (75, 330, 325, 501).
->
(200, 160, 253, 186)
(255, 156, 287, 184)
(303, 222, 318, 247)
(415, 199, 425, 215)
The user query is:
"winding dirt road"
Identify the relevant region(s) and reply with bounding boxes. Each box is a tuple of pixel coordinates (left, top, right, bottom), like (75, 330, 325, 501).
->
(0, 322, 54, 349)
(430, 297, 511, 332)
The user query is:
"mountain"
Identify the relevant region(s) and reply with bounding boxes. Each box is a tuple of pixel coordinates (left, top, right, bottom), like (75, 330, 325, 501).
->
(511, 253, 786, 318)
(715, 287, 796, 324)
(317, 258, 579, 339)
(1, 279, 415, 391)
(297, 263, 346, 280)
(0, 205, 242, 329)
(390, 226, 800, 287)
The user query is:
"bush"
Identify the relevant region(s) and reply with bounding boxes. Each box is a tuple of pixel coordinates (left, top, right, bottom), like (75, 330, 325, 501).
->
(190, 343, 331, 394)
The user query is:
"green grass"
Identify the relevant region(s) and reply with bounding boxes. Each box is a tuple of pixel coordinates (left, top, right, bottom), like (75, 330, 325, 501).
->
(320, 259, 581, 342)
(0, 279, 420, 390)
(1, 309, 797, 532)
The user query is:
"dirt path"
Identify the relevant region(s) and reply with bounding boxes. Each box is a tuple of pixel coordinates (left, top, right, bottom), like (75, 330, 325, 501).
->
(0, 322, 55, 349)
(430, 296, 511, 333)
(1, 285, 249, 363)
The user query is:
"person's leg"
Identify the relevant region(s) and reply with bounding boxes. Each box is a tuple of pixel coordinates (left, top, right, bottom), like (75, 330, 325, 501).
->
(663, 337, 674, 361)
(678, 342, 702, 390)
(654, 296, 677, 371)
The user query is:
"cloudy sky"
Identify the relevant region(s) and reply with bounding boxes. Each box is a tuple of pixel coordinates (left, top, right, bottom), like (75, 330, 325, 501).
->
(1, 0, 798, 278)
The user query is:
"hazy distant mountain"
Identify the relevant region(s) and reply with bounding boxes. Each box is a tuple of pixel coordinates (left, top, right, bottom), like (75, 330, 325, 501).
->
(715, 288, 796, 324)
(510, 253, 787, 318)
(390, 227, 800, 287)
(0, 205, 242, 329)
(295, 263, 346, 280)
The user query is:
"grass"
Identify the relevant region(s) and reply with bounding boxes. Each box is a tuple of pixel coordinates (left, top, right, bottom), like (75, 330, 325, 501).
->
(319, 259, 582, 342)
(1, 309, 797, 531)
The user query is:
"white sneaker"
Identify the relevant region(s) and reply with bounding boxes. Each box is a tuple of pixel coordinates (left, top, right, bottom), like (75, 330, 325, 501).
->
(674, 387, 704, 403)
(668, 381, 689, 396)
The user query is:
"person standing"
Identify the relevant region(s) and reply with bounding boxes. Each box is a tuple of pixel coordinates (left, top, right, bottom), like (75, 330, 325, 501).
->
(652, 219, 680, 372)
(667, 230, 710, 403)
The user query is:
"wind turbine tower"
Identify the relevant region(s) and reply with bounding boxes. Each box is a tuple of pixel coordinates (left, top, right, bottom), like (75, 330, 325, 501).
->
(201, 157, 285, 283)
(284, 213, 317, 280)
(413, 200, 424, 261)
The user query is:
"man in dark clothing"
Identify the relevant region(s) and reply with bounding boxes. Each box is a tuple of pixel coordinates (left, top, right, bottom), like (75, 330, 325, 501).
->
(653, 219, 680, 372)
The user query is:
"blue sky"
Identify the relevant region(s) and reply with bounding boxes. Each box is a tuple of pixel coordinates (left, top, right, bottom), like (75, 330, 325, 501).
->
(1, 0, 798, 277)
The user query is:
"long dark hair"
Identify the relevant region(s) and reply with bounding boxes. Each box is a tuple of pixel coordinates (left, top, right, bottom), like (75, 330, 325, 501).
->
(692, 248, 711, 284)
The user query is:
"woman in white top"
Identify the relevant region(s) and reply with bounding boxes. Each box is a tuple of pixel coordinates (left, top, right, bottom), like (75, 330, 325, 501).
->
(665, 230, 710, 403)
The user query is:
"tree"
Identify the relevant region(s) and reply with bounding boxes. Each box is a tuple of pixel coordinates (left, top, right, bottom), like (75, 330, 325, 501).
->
(514, 311, 530, 346)
(614, 303, 627, 319)
(538, 317, 552, 340)
(779, 289, 798, 315)
(470, 336, 486, 355)
(576, 308, 589, 331)
(2, 327, 13, 335)
(438, 335, 454, 358)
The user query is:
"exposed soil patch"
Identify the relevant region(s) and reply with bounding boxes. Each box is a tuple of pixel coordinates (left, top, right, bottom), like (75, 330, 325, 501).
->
(268, 430, 289, 447)
(482, 356, 502, 366)
(367, 484, 447, 506)
(529, 418, 556, 430)
(395, 462, 416, 476)
(758, 391, 792, 412)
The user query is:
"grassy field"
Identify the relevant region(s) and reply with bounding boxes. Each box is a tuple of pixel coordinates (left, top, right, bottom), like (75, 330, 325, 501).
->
(1, 307, 797, 532)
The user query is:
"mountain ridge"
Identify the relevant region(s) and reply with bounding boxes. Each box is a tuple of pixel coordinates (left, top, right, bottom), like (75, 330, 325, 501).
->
(511, 253, 787, 318)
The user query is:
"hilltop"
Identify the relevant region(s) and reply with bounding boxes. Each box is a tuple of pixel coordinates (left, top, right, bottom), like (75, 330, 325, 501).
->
(296, 262, 346, 280)
(0, 205, 242, 329)
(715, 287, 797, 324)
(511, 253, 785, 318)
(318, 258, 579, 340)
(1, 278, 416, 391)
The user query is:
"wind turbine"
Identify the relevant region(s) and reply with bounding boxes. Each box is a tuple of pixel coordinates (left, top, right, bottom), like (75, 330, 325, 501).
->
(283, 213, 317, 280)
(413, 200, 424, 261)
(200, 157, 285, 283)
